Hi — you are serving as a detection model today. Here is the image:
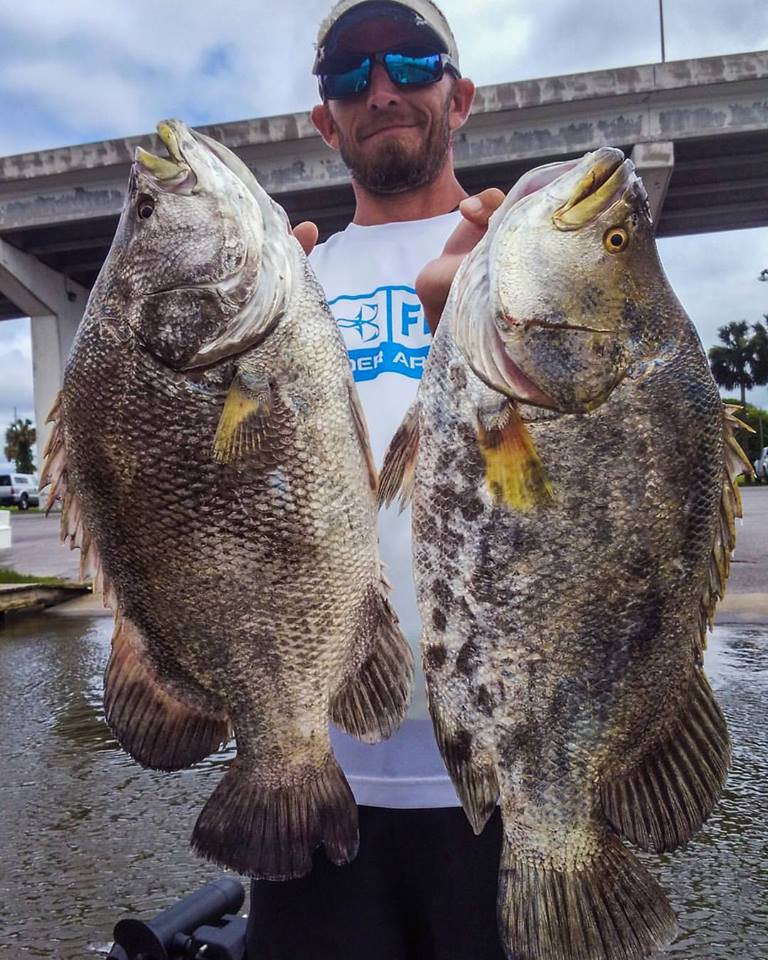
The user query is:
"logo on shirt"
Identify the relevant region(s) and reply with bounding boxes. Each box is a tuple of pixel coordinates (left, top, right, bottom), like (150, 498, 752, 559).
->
(337, 303, 381, 343)
(328, 285, 431, 382)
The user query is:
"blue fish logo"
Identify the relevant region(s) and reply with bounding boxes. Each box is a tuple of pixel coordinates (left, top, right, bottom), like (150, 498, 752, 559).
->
(337, 303, 380, 343)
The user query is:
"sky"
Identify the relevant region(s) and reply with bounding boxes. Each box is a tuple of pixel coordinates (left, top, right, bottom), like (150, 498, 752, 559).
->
(1, 0, 767, 435)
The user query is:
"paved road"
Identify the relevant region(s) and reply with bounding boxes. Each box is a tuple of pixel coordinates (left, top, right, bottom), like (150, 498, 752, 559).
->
(728, 486, 766, 592)
(0, 487, 765, 617)
(0, 510, 82, 580)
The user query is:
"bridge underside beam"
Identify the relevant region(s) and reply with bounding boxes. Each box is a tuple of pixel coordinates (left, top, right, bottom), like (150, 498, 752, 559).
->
(0, 52, 766, 324)
(0, 238, 88, 466)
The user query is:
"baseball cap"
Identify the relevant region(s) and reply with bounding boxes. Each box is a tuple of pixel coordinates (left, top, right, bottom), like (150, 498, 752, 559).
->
(313, 0, 460, 73)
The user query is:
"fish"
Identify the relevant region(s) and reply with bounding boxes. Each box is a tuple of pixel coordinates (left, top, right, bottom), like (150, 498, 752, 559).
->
(42, 118, 413, 880)
(380, 147, 751, 960)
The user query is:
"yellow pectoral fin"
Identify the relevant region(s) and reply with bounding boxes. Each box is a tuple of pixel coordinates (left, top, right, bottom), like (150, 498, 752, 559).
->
(477, 404, 553, 510)
(213, 370, 273, 464)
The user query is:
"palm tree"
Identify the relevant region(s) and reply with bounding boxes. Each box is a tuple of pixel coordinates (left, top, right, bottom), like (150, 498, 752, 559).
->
(4, 418, 36, 473)
(708, 320, 767, 406)
(752, 317, 768, 382)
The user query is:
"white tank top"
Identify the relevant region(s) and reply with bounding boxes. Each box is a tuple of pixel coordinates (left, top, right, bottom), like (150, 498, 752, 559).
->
(310, 211, 462, 808)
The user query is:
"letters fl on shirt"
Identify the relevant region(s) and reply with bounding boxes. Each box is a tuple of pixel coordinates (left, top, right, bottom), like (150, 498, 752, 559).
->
(328, 285, 431, 382)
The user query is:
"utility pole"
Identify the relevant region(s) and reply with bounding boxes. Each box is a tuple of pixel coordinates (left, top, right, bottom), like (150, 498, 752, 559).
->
(658, 0, 666, 63)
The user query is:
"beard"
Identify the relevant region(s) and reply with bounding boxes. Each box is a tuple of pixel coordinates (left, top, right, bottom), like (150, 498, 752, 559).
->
(337, 99, 452, 196)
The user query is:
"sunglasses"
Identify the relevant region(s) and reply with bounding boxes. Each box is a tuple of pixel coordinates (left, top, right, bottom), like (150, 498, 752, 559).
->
(318, 50, 459, 100)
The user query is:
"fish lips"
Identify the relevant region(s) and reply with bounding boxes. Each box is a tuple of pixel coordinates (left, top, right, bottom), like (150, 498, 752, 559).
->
(552, 149, 640, 230)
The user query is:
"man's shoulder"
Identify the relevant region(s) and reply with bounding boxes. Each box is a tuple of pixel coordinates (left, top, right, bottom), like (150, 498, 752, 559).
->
(311, 212, 462, 262)
(310, 211, 462, 298)
(308, 228, 346, 267)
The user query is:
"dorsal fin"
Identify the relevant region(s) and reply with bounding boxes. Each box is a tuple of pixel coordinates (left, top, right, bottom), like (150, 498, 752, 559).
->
(40, 393, 115, 608)
(378, 402, 420, 511)
(695, 403, 754, 659)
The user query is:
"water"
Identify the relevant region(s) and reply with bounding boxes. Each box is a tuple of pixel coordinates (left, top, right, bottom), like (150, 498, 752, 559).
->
(0, 614, 766, 958)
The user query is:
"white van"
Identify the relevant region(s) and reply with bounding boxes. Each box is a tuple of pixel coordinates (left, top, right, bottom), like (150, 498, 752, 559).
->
(0, 464, 40, 510)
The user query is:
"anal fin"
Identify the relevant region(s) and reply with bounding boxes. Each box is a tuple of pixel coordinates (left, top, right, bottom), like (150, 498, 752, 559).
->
(602, 668, 730, 853)
(331, 585, 414, 743)
(104, 615, 230, 771)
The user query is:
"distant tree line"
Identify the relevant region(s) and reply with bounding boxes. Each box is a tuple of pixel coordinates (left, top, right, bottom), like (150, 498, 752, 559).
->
(4, 418, 36, 473)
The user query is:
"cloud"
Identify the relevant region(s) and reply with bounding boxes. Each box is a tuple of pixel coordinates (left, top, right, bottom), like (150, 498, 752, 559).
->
(0, 0, 765, 156)
(658, 227, 768, 409)
(0, 318, 34, 427)
(0, 0, 329, 152)
(0, 0, 766, 420)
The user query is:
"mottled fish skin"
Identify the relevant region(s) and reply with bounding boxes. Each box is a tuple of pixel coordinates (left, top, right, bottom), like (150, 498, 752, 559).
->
(389, 148, 736, 960)
(43, 120, 413, 881)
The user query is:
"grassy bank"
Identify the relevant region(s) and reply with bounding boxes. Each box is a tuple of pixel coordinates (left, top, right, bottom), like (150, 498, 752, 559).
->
(0, 567, 75, 587)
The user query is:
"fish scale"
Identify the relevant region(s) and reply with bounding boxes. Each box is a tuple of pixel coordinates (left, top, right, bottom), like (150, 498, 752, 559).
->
(43, 119, 413, 881)
(381, 147, 749, 960)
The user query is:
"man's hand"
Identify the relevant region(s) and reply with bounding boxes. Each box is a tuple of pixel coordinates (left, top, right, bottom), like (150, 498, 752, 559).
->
(416, 188, 505, 334)
(292, 221, 319, 256)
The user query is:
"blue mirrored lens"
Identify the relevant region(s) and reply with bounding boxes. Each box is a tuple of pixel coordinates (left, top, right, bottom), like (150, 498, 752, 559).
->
(320, 51, 445, 99)
(384, 52, 443, 86)
(322, 57, 372, 98)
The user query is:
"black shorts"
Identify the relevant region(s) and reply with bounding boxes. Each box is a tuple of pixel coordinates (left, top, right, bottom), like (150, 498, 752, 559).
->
(246, 805, 506, 960)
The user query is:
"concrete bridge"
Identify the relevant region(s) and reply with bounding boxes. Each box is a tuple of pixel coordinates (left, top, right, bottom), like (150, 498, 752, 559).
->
(1, 50, 766, 463)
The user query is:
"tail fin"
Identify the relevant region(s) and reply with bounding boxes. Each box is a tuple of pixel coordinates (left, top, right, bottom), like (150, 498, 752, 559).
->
(331, 587, 414, 744)
(192, 752, 358, 880)
(498, 832, 677, 960)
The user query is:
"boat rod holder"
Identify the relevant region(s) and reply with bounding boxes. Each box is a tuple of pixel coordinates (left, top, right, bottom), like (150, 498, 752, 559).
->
(106, 876, 246, 960)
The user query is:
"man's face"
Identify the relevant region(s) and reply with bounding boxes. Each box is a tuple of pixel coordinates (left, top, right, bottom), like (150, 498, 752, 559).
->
(311, 17, 473, 195)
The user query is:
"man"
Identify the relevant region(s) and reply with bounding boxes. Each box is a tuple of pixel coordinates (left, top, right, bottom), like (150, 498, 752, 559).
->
(247, 3, 506, 958)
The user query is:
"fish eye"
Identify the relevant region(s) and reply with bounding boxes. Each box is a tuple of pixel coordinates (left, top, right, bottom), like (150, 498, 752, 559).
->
(137, 194, 156, 220)
(603, 227, 629, 253)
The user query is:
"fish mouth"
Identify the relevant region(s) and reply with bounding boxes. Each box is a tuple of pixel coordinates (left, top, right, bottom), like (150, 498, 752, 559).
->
(552, 148, 634, 230)
(133, 119, 198, 193)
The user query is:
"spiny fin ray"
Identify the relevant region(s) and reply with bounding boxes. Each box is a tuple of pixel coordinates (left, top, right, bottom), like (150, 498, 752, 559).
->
(602, 668, 730, 853)
(378, 401, 420, 511)
(695, 404, 754, 656)
(348, 383, 377, 492)
(40, 391, 115, 607)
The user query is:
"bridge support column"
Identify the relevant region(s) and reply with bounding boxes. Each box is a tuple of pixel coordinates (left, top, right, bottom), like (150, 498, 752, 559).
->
(631, 141, 675, 228)
(0, 238, 88, 473)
